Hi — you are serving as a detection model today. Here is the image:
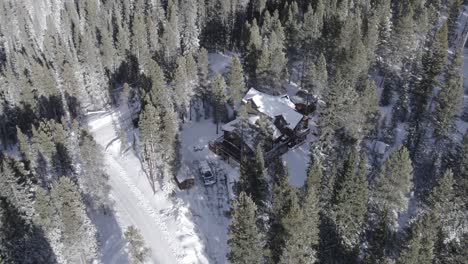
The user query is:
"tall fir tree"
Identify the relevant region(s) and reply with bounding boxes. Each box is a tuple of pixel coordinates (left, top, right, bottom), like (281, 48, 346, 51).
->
(211, 74, 228, 134)
(227, 55, 246, 108)
(53, 176, 97, 263)
(333, 151, 368, 248)
(301, 159, 321, 262)
(279, 192, 310, 264)
(228, 192, 263, 264)
(434, 48, 463, 139)
(373, 146, 413, 225)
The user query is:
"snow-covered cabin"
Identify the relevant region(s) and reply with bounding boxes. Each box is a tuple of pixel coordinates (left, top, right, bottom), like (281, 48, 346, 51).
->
(209, 88, 310, 164)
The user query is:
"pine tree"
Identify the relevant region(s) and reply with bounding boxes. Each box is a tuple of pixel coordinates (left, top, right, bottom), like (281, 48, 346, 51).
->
(228, 192, 263, 264)
(161, 0, 181, 67)
(172, 56, 191, 121)
(131, 0, 149, 67)
(300, 4, 320, 55)
(374, 146, 413, 224)
(0, 161, 34, 220)
(398, 222, 422, 264)
(427, 169, 454, 217)
(185, 53, 198, 90)
(245, 19, 261, 80)
(422, 21, 448, 80)
(397, 213, 438, 264)
(255, 41, 271, 91)
(53, 176, 97, 263)
(390, 4, 416, 67)
(333, 149, 368, 248)
(125, 226, 151, 264)
(434, 48, 463, 139)
(196, 48, 210, 109)
(227, 55, 246, 108)
(284, 2, 300, 54)
(253, 143, 268, 206)
(269, 161, 295, 262)
(360, 79, 379, 135)
(78, 129, 110, 210)
(139, 102, 162, 193)
(302, 159, 321, 262)
(16, 126, 31, 169)
(268, 32, 287, 94)
(179, 0, 200, 54)
(447, 0, 462, 44)
(368, 208, 391, 263)
(33, 187, 56, 234)
(376, 2, 392, 69)
(211, 74, 228, 134)
(279, 192, 310, 264)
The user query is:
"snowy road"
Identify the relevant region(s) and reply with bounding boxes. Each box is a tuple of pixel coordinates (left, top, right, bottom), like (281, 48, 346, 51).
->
(88, 112, 181, 264)
(87, 110, 217, 264)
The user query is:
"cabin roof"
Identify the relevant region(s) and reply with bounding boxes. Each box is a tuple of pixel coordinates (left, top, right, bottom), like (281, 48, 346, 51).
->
(242, 88, 303, 130)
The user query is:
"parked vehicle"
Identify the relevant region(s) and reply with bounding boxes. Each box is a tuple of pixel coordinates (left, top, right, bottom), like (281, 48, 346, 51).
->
(198, 161, 216, 186)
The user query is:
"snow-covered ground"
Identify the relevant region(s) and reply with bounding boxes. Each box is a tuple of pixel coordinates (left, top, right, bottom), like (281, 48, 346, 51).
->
(88, 111, 210, 264)
(85, 51, 318, 263)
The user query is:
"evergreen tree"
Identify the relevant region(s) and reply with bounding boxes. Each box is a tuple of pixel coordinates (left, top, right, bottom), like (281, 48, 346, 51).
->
(212, 74, 228, 134)
(390, 4, 416, 68)
(173, 56, 191, 121)
(161, 0, 181, 67)
(253, 143, 268, 206)
(16, 126, 31, 169)
(139, 102, 163, 192)
(422, 21, 448, 80)
(373, 146, 413, 224)
(228, 192, 263, 264)
(53, 176, 97, 263)
(368, 208, 391, 263)
(447, 0, 462, 44)
(360, 80, 379, 135)
(269, 161, 294, 262)
(78, 129, 110, 210)
(125, 225, 151, 264)
(427, 169, 454, 218)
(279, 193, 310, 264)
(284, 2, 300, 54)
(434, 48, 463, 139)
(227, 55, 246, 108)
(245, 19, 261, 80)
(398, 221, 422, 264)
(398, 213, 437, 264)
(302, 159, 321, 262)
(333, 150, 368, 248)
(179, 0, 200, 54)
(255, 44, 270, 91)
(196, 48, 210, 110)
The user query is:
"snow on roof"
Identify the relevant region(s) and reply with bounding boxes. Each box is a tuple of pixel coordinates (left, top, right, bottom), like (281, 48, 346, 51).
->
(373, 141, 389, 155)
(221, 115, 260, 132)
(176, 165, 195, 182)
(242, 88, 303, 130)
(222, 114, 282, 140)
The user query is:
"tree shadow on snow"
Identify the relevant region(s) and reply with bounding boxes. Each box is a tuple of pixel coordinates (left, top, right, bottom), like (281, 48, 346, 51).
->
(88, 204, 130, 264)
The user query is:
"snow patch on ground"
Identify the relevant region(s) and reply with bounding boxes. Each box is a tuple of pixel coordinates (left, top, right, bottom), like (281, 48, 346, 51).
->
(208, 52, 233, 76)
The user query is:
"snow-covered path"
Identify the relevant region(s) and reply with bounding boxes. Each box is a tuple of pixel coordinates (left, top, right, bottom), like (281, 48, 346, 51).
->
(88, 113, 180, 263)
(87, 111, 211, 264)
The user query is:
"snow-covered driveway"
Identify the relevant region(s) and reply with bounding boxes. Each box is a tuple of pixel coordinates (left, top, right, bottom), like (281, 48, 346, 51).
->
(88, 112, 209, 264)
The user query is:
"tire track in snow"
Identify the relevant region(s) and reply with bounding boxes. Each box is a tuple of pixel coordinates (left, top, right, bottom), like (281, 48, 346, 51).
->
(89, 111, 185, 263)
(105, 155, 184, 263)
